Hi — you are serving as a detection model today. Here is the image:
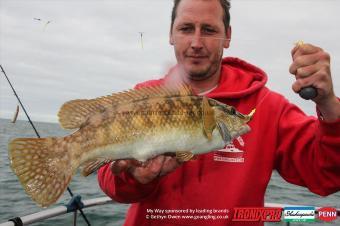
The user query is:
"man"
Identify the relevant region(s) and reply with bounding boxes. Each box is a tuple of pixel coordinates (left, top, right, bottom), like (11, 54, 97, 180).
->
(98, 0, 340, 225)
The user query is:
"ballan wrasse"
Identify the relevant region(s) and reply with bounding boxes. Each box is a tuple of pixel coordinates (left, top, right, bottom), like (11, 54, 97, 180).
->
(8, 84, 255, 207)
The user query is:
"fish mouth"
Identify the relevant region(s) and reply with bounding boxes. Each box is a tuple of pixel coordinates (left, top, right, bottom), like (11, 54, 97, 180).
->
(240, 125, 251, 135)
(232, 125, 250, 138)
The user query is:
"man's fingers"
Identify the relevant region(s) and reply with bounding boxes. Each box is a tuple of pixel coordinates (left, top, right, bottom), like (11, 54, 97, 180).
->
(146, 155, 166, 175)
(291, 67, 329, 94)
(291, 43, 321, 60)
(110, 155, 182, 184)
(110, 160, 132, 175)
(292, 79, 310, 93)
(289, 54, 319, 75)
(290, 42, 331, 99)
(159, 156, 181, 176)
(289, 49, 329, 76)
(130, 155, 165, 184)
(295, 64, 319, 78)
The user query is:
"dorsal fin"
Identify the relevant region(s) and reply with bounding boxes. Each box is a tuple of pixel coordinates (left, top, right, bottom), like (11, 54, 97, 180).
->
(58, 84, 194, 129)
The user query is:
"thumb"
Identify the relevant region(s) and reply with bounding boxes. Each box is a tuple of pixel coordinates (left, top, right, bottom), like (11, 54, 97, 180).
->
(110, 160, 132, 175)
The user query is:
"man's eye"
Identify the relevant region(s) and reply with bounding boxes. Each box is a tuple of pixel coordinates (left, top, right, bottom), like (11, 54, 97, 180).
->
(179, 27, 193, 33)
(202, 27, 216, 34)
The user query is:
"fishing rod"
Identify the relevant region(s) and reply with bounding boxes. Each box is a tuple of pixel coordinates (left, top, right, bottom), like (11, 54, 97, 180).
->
(0, 65, 91, 226)
(0, 65, 40, 137)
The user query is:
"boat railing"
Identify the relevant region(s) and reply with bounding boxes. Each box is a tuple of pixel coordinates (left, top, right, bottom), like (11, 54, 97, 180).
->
(0, 196, 113, 226)
(0, 197, 338, 226)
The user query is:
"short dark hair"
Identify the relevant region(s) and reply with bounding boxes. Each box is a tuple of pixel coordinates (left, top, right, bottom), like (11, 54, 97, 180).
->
(170, 0, 231, 33)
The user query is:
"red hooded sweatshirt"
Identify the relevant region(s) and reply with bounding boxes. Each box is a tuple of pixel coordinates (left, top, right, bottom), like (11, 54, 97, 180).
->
(98, 57, 340, 226)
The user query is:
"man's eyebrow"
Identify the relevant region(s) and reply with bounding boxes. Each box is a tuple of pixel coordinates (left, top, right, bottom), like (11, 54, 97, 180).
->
(176, 22, 194, 27)
(201, 24, 219, 29)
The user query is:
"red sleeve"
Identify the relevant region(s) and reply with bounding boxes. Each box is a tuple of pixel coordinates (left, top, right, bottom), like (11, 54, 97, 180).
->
(275, 101, 340, 196)
(97, 163, 160, 203)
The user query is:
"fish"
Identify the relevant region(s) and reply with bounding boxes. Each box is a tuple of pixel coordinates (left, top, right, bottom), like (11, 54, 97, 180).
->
(8, 84, 255, 207)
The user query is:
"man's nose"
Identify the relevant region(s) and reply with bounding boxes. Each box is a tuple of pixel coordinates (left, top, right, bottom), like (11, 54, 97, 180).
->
(190, 32, 204, 49)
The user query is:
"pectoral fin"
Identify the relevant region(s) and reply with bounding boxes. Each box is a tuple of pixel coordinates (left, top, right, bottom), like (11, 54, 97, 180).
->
(202, 96, 216, 141)
(80, 158, 113, 177)
(176, 151, 195, 162)
(216, 119, 232, 143)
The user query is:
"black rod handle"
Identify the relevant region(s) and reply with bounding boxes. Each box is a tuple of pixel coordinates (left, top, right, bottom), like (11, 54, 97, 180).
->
(299, 86, 317, 100)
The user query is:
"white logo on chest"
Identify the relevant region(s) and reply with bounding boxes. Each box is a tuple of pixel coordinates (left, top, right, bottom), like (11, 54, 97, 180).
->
(213, 136, 245, 163)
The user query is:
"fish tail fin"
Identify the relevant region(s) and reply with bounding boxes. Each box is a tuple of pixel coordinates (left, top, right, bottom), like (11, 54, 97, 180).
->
(8, 137, 75, 207)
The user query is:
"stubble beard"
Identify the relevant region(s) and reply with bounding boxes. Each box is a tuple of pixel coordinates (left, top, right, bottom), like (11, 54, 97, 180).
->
(188, 68, 213, 81)
(186, 59, 220, 81)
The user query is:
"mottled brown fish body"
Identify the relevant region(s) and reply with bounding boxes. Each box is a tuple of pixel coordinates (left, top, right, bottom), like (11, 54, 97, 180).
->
(8, 85, 254, 207)
(73, 96, 205, 161)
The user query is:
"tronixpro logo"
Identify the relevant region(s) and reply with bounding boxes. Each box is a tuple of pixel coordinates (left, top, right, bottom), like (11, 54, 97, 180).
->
(232, 207, 282, 222)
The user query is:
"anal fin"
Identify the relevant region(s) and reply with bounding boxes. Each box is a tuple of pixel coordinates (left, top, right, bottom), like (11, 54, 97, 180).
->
(176, 151, 195, 162)
(80, 158, 113, 177)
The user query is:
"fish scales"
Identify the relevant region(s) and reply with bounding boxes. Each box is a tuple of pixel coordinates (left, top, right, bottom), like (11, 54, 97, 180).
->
(70, 96, 204, 165)
(8, 84, 254, 207)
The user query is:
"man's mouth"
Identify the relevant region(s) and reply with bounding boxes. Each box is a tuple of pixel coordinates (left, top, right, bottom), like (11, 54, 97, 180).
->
(186, 55, 207, 58)
(186, 55, 208, 64)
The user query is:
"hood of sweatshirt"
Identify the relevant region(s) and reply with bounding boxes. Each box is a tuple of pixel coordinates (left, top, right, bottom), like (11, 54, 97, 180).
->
(207, 57, 267, 99)
(135, 57, 268, 99)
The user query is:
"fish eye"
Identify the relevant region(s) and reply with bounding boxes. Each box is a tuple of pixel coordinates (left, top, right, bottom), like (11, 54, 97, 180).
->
(229, 107, 236, 115)
(208, 99, 219, 106)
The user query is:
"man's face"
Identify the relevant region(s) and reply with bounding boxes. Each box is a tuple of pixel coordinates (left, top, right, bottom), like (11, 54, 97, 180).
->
(170, 0, 231, 81)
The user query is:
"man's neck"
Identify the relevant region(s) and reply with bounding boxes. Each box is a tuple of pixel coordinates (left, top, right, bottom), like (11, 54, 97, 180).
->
(165, 66, 221, 94)
(182, 68, 221, 94)
(184, 75, 220, 94)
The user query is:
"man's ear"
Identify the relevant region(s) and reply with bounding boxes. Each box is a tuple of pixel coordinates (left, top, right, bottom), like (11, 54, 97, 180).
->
(169, 31, 174, 45)
(223, 26, 232, 48)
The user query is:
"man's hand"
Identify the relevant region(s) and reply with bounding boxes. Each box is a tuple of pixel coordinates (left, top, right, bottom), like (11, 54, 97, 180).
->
(110, 155, 181, 184)
(289, 42, 340, 121)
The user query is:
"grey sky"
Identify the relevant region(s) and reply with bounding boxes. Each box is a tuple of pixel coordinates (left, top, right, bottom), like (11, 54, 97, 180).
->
(0, 0, 339, 123)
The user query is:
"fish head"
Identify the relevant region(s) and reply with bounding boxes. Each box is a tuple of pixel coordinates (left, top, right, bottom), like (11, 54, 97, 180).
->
(209, 99, 255, 143)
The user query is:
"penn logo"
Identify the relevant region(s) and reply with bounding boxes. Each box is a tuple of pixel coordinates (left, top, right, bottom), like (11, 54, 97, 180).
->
(318, 207, 337, 222)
